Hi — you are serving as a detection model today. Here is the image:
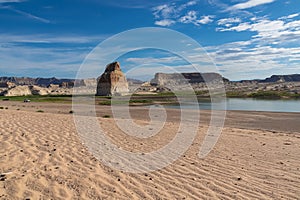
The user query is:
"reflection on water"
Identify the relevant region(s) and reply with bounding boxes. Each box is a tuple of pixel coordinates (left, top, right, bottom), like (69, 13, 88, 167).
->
(166, 98, 300, 113)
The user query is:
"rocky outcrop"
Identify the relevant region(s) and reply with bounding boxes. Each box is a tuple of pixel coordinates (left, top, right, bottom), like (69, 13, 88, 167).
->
(96, 62, 129, 96)
(29, 85, 49, 95)
(0, 84, 73, 96)
(60, 81, 74, 88)
(74, 78, 97, 87)
(4, 86, 32, 96)
(151, 72, 228, 86)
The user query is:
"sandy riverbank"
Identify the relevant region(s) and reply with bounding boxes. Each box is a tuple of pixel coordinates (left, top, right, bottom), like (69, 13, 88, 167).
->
(0, 102, 300, 199)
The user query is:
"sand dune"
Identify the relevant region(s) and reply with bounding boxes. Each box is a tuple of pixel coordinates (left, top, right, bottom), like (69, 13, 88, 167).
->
(1, 108, 300, 199)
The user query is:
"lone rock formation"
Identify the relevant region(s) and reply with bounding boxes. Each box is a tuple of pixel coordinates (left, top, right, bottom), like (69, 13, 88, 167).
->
(96, 62, 129, 96)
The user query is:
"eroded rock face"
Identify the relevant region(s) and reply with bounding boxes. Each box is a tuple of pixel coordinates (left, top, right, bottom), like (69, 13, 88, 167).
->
(29, 85, 49, 95)
(96, 62, 129, 96)
(4, 86, 32, 96)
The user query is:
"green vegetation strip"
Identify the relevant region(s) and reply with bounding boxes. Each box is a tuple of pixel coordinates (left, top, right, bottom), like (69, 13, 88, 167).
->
(1, 90, 299, 105)
(248, 91, 300, 99)
(226, 90, 300, 99)
(0, 95, 72, 103)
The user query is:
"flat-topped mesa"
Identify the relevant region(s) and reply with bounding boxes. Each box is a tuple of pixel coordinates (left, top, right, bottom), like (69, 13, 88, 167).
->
(96, 62, 129, 96)
(151, 72, 229, 86)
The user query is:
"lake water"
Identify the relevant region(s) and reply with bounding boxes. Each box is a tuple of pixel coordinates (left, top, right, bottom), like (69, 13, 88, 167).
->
(166, 98, 300, 113)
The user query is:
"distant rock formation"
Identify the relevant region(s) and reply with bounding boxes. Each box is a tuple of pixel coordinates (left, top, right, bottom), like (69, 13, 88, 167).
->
(0, 84, 73, 96)
(151, 72, 228, 86)
(0, 77, 75, 87)
(96, 62, 129, 96)
(0, 77, 35, 85)
(261, 74, 300, 83)
(238, 74, 300, 83)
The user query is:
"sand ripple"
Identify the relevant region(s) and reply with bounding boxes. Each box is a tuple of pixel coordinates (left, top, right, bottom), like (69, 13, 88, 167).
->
(0, 109, 300, 199)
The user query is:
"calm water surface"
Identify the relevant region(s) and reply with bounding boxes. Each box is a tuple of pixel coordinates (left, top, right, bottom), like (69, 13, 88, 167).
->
(166, 98, 300, 113)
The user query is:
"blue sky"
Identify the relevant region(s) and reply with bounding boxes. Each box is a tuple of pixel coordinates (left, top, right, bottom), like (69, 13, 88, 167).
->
(0, 0, 299, 80)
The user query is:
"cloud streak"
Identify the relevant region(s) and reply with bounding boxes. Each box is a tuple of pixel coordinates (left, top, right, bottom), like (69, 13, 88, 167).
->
(0, 33, 108, 44)
(0, 5, 51, 23)
(154, 19, 175, 26)
(0, 33, 110, 78)
(11, 7, 51, 23)
(228, 0, 276, 10)
(0, 0, 25, 3)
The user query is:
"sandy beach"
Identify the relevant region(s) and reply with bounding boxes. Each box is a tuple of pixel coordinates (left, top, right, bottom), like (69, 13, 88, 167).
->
(1, 101, 300, 199)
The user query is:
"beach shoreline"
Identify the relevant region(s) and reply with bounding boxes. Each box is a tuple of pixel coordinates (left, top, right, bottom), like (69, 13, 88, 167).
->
(1, 100, 300, 133)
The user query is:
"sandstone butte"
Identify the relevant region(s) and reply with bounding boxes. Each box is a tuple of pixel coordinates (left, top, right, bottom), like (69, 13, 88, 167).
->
(96, 62, 129, 96)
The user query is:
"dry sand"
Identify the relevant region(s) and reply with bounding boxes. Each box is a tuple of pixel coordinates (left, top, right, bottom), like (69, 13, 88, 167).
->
(0, 102, 300, 199)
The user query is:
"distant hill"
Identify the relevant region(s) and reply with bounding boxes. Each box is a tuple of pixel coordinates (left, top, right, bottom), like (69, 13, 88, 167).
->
(0, 77, 75, 87)
(260, 74, 300, 83)
(239, 74, 300, 83)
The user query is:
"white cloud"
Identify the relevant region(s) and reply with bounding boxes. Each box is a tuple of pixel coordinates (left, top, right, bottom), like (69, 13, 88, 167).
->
(228, 0, 275, 10)
(204, 38, 300, 80)
(152, 1, 198, 20)
(286, 13, 300, 19)
(152, 1, 214, 27)
(154, 19, 175, 26)
(197, 15, 214, 25)
(217, 18, 241, 25)
(179, 11, 197, 23)
(217, 22, 251, 32)
(252, 19, 284, 32)
(279, 13, 300, 20)
(216, 14, 300, 46)
(178, 0, 197, 10)
(186, 1, 197, 6)
(152, 4, 177, 19)
(179, 11, 214, 26)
